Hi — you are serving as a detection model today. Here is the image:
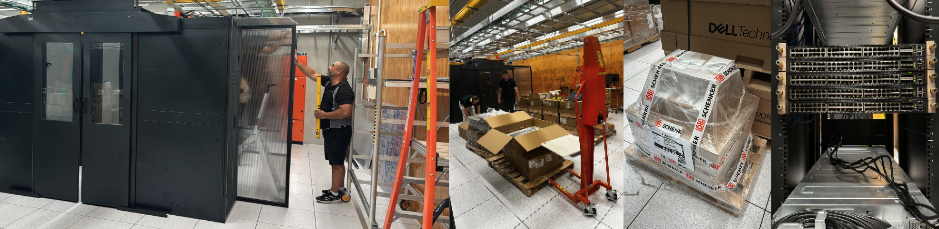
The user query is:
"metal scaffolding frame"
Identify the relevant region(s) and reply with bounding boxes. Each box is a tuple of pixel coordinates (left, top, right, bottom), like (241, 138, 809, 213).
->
(450, 0, 624, 59)
(347, 21, 452, 229)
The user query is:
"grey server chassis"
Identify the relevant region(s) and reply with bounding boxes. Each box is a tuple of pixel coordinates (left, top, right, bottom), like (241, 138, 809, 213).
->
(776, 42, 938, 114)
(773, 146, 937, 228)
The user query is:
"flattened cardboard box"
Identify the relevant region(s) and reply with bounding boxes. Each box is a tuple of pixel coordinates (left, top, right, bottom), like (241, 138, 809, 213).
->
(476, 112, 568, 180)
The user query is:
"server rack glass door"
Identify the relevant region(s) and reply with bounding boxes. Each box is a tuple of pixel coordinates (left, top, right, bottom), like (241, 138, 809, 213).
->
(33, 33, 133, 209)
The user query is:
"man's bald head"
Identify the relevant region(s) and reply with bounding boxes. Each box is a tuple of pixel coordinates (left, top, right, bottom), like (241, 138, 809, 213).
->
(332, 61, 350, 77)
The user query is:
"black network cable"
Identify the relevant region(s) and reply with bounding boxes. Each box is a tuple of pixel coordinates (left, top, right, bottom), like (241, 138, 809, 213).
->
(773, 210, 892, 229)
(814, 114, 939, 228)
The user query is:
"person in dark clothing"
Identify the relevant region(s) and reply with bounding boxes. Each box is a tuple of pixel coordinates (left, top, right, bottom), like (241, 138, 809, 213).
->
(295, 57, 353, 204)
(460, 94, 480, 118)
(498, 70, 519, 112)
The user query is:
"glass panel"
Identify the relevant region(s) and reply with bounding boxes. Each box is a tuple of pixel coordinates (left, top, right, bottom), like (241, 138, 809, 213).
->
(43, 42, 75, 122)
(90, 42, 125, 125)
(478, 72, 491, 96)
(236, 28, 292, 203)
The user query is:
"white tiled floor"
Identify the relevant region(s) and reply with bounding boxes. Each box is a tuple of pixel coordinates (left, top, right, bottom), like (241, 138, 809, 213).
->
(619, 41, 773, 228)
(448, 41, 772, 229)
(0, 144, 380, 229)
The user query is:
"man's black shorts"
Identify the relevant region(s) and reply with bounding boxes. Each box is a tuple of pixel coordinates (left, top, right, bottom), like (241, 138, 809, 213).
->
(323, 126, 352, 166)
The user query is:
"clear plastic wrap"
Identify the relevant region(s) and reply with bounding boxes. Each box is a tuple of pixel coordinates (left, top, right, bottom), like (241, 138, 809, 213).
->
(467, 109, 511, 132)
(623, 0, 660, 48)
(622, 50, 763, 215)
(624, 139, 765, 216)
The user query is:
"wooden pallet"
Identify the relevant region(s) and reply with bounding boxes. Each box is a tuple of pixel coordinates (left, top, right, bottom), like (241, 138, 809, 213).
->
(625, 34, 661, 53)
(466, 144, 497, 160)
(486, 154, 575, 197)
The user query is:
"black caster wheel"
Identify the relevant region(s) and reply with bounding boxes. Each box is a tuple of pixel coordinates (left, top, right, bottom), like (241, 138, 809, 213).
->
(606, 190, 619, 201)
(584, 205, 597, 217)
(399, 200, 410, 210)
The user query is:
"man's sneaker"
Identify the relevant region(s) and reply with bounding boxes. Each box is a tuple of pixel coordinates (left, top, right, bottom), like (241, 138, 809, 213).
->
(316, 190, 345, 204)
(320, 187, 347, 195)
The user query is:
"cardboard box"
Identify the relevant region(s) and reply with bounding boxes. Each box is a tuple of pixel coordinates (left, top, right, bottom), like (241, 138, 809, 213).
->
(560, 108, 577, 118)
(537, 92, 550, 99)
(661, 0, 770, 47)
(543, 113, 560, 124)
(542, 99, 561, 108)
(746, 79, 771, 99)
(559, 116, 577, 128)
(476, 112, 568, 180)
(661, 30, 771, 73)
(747, 79, 771, 124)
(752, 120, 770, 139)
(532, 113, 543, 120)
(519, 97, 530, 109)
(560, 101, 578, 110)
(459, 122, 469, 140)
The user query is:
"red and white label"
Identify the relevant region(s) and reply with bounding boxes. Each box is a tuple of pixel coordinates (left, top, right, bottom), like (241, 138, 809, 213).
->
(725, 182, 736, 189)
(714, 74, 725, 83)
(666, 56, 677, 62)
(645, 89, 655, 101)
(685, 173, 695, 181)
(695, 119, 707, 132)
(655, 120, 663, 127)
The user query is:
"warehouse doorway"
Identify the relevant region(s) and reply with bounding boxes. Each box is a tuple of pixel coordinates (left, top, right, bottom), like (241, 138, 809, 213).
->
(32, 33, 133, 209)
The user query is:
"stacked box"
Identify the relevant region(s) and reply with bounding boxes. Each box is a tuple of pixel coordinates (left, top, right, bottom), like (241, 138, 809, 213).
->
(623, 50, 761, 215)
(660, 0, 771, 72)
(527, 98, 542, 115)
(559, 101, 578, 118)
(543, 113, 560, 124)
(623, 0, 660, 49)
(542, 99, 561, 116)
(746, 79, 771, 139)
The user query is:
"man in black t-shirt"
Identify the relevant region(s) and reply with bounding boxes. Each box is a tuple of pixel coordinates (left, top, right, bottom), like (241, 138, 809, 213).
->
(460, 94, 480, 118)
(498, 70, 519, 112)
(296, 57, 353, 204)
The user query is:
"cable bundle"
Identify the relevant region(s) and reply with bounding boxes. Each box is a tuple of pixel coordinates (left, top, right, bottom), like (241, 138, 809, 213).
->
(818, 114, 939, 228)
(773, 210, 892, 229)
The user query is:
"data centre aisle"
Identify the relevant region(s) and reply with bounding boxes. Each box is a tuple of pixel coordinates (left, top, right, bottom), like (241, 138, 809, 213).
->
(618, 41, 774, 228)
(0, 144, 371, 229)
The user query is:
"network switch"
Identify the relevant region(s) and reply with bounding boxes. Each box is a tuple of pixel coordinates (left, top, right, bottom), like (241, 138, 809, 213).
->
(777, 42, 937, 114)
(787, 44, 926, 59)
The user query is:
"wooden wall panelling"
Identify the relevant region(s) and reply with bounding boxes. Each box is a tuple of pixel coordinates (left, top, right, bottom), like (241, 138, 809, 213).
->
(515, 39, 625, 94)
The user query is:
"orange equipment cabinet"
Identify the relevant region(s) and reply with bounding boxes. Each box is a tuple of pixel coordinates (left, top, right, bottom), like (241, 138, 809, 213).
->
(291, 54, 307, 143)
